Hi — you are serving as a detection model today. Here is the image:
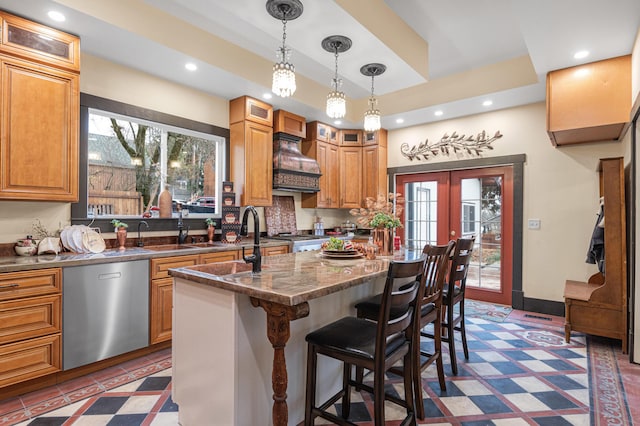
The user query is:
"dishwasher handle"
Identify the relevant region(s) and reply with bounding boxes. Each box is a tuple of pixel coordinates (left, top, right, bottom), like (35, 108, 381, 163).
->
(98, 272, 122, 280)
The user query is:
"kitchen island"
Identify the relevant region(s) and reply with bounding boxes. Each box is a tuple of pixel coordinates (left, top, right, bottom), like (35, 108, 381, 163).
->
(169, 250, 417, 426)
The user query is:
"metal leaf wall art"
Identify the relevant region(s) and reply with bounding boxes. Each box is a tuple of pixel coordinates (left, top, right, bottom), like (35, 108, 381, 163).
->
(400, 130, 503, 161)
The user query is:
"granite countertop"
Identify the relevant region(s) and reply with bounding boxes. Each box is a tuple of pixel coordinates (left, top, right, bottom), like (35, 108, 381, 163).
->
(0, 239, 289, 273)
(169, 250, 423, 306)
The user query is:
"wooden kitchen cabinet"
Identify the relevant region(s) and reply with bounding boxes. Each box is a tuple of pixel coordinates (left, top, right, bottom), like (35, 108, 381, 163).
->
(340, 129, 362, 146)
(199, 250, 240, 264)
(273, 109, 306, 139)
(362, 129, 388, 201)
(230, 96, 273, 207)
(339, 145, 363, 208)
(0, 11, 79, 202)
(261, 244, 289, 256)
(150, 255, 199, 344)
(301, 137, 340, 208)
(0, 268, 62, 388)
(546, 55, 631, 146)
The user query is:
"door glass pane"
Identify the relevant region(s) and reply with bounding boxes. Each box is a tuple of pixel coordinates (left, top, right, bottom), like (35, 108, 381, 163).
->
(461, 176, 502, 291)
(404, 180, 438, 250)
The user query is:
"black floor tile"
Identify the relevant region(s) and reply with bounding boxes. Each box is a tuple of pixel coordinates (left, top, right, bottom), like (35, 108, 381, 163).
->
(26, 418, 68, 426)
(533, 391, 579, 410)
(106, 413, 147, 425)
(84, 396, 129, 415)
(136, 376, 171, 391)
(485, 378, 526, 394)
(469, 395, 513, 414)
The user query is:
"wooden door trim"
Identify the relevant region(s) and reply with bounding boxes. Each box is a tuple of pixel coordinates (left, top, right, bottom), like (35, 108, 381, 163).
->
(390, 155, 524, 309)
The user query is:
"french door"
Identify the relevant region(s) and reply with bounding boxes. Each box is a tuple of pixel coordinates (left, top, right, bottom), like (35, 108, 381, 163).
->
(396, 166, 514, 305)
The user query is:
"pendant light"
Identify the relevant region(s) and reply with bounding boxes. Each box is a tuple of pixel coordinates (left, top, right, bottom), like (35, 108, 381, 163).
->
(266, 0, 303, 98)
(360, 63, 386, 132)
(322, 35, 352, 119)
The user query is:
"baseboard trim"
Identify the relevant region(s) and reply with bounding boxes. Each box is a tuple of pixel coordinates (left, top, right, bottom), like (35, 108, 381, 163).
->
(521, 297, 565, 317)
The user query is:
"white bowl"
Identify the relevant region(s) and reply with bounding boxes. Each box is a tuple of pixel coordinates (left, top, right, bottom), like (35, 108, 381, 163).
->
(15, 245, 37, 256)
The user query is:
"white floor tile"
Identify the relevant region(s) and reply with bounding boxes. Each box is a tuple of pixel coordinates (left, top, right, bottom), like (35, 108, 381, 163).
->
(504, 393, 550, 412)
(439, 396, 483, 416)
(117, 395, 161, 414)
(450, 379, 492, 396)
(511, 377, 553, 392)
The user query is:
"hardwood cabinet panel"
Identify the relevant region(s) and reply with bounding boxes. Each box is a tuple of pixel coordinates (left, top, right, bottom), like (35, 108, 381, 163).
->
(0, 333, 61, 388)
(0, 268, 61, 302)
(0, 295, 61, 345)
(261, 245, 289, 256)
(273, 109, 306, 138)
(301, 139, 339, 208)
(229, 98, 273, 207)
(229, 95, 272, 126)
(546, 55, 631, 145)
(341, 129, 362, 146)
(0, 56, 78, 201)
(339, 146, 362, 208)
(199, 250, 240, 264)
(150, 278, 173, 345)
(150, 255, 199, 279)
(0, 11, 80, 72)
(362, 144, 387, 201)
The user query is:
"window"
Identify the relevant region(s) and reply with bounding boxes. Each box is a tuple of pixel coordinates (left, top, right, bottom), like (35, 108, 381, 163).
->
(73, 94, 230, 230)
(462, 202, 477, 234)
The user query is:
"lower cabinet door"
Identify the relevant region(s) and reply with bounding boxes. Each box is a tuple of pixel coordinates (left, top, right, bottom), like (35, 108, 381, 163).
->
(150, 278, 173, 344)
(0, 333, 61, 387)
(0, 295, 61, 345)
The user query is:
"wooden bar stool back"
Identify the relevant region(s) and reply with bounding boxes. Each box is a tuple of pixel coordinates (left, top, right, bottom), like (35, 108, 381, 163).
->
(354, 242, 454, 420)
(304, 257, 426, 426)
(436, 236, 475, 375)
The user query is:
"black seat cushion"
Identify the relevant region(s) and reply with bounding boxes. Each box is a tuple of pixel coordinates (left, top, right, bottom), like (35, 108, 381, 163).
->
(355, 294, 411, 320)
(442, 283, 462, 301)
(420, 302, 435, 316)
(306, 317, 406, 360)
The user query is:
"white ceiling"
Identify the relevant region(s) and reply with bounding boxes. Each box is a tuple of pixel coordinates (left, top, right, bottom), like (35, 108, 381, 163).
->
(2, 0, 639, 130)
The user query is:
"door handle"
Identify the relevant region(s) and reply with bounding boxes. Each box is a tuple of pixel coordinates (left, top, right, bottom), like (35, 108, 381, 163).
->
(450, 230, 456, 237)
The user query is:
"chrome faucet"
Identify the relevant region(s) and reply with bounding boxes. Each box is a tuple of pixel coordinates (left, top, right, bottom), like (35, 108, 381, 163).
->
(177, 211, 190, 244)
(137, 220, 149, 247)
(240, 206, 261, 273)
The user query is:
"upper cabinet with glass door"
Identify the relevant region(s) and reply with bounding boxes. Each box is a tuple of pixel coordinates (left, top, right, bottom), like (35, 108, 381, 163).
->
(87, 110, 225, 220)
(0, 11, 80, 72)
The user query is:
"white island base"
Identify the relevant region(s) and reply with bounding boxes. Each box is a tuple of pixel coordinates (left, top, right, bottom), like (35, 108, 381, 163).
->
(172, 276, 384, 426)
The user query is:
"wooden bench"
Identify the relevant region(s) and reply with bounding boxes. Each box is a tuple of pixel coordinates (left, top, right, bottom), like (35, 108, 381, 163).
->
(564, 157, 627, 353)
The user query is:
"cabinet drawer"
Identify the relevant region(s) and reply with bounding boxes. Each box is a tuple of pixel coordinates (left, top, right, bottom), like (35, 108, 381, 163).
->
(0, 268, 61, 301)
(199, 251, 239, 264)
(0, 333, 61, 387)
(150, 255, 199, 279)
(0, 295, 61, 345)
(262, 245, 289, 256)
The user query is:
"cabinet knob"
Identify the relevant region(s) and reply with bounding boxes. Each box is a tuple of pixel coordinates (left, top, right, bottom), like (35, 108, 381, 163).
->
(450, 230, 456, 237)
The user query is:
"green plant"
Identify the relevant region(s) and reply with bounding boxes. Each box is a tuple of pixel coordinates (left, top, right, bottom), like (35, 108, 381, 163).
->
(111, 219, 128, 229)
(369, 212, 402, 229)
(205, 218, 217, 227)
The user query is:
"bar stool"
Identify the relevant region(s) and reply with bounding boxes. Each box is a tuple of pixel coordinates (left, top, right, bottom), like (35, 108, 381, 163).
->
(354, 242, 454, 420)
(439, 236, 475, 375)
(304, 257, 426, 425)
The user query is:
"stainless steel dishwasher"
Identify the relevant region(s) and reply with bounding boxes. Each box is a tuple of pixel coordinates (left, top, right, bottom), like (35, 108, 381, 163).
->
(63, 260, 149, 370)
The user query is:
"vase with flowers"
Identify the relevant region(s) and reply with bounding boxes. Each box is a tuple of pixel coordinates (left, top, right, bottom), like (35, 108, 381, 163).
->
(205, 218, 217, 244)
(111, 219, 128, 250)
(350, 193, 404, 255)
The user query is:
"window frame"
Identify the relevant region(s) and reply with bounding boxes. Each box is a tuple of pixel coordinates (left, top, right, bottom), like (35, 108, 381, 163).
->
(72, 93, 230, 233)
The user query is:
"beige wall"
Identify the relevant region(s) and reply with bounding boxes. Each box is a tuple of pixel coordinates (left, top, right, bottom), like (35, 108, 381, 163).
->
(388, 102, 628, 303)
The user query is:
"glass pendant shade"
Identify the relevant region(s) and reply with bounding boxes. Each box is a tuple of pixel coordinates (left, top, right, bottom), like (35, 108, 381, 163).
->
(326, 90, 346, 118)
(272, 59, 296, 98)
(364, 99, 381, 132)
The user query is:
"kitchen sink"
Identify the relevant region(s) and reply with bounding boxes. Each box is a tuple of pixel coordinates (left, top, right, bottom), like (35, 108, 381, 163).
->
(186, 261, 265, 276)
(144, 244, 198, 251)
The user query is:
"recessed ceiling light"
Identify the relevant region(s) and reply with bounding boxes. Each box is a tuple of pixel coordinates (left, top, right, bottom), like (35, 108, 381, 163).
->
(333, 120, 342, 125)
(395, 118, 404, 124)
(482, 100, 493, 107)
(574, 50, 589, 60)
(47, 11, 65, 22)
(184, 63, 197, 71)
(434, 110, 443, 117)
(262, 93, 273, 100)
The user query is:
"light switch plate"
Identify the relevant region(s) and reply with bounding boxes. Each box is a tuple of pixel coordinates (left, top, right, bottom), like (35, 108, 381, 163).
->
(528, 219, 541, 230)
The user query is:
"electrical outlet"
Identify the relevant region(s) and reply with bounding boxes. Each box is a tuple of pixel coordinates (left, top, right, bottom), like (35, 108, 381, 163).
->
(528, 219, 541, 230)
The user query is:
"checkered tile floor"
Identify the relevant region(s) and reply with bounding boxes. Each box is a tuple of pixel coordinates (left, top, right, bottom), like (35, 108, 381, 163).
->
(2, 309, 636, 425)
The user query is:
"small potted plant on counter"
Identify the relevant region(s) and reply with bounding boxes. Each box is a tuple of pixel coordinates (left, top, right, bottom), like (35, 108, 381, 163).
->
(350, 193, 404, 255)
(111, 219, 129, 250)
(205, 218, 217, 244)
